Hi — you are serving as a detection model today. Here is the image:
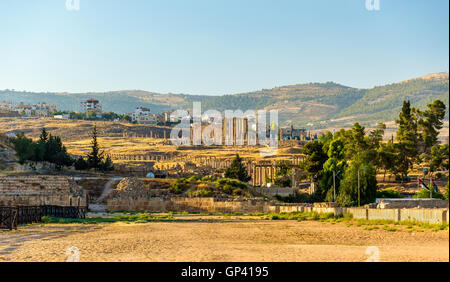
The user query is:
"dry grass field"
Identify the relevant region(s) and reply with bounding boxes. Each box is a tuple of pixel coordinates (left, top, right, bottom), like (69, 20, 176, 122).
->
(0, 216, 448, 262)
(0, 117, 301, 161)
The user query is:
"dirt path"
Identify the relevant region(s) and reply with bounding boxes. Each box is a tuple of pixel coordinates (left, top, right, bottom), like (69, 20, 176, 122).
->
(0, 219, 448, 262)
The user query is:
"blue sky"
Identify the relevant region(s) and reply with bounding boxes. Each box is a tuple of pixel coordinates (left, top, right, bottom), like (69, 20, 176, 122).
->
(0, 0, 448, 95)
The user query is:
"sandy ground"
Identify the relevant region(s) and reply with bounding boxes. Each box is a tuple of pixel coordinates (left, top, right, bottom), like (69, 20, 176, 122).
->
(0, 217, 448, 262)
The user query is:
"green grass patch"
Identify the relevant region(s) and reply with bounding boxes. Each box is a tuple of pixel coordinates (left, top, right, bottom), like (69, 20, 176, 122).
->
(41, 213, 175, 224)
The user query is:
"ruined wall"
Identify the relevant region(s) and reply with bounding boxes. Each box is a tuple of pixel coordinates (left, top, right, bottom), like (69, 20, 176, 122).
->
(106, 194, 449, 224)
(253, 187, 295, 197)
(107, 196, 274, 213)
(0, 176, 87, 207)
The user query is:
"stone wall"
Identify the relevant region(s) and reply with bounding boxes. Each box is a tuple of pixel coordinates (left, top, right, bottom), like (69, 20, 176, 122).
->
(346, 207, 448, 224)
(377, 199, 449, 209)
(107, 197, 274, 213)
(106, 194, 448, 224)
(0, 176, 87, 207)
(253, 187, 295, 197)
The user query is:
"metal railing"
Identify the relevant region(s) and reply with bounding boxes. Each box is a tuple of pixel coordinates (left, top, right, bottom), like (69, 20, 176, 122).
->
(0, 205, 86, 230)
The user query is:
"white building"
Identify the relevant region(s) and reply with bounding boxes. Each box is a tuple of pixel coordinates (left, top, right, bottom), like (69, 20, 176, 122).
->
(131, 107, 158, 124)
(81, 99, 102, 114)
(0, 102, 12, 112)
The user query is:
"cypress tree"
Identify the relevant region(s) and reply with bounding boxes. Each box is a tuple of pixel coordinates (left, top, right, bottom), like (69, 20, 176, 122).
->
(225, 154, 251, 182)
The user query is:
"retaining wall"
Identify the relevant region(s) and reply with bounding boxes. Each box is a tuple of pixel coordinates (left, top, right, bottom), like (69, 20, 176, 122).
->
(106, 196, 448, 224)
(107, 197, 274, 213)
(377, 199, 449, 209)
(0, 176, 87, 207)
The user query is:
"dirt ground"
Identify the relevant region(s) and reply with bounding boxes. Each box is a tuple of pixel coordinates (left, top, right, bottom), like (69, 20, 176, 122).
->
(0, 217, 448, 262)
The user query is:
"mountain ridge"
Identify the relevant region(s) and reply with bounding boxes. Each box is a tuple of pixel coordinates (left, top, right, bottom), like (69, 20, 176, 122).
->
(1, 72, 448, 129)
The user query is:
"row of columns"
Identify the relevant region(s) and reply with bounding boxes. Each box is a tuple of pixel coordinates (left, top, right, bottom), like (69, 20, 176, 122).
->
(122, 130, 169, 139)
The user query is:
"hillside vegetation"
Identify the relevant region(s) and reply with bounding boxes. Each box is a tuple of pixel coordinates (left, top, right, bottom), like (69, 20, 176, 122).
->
(0, 133, 16, 170)
(0, 73, 448, 128)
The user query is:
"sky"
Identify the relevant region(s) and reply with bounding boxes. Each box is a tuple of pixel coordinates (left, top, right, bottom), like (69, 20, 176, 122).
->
(0, 0, 448, 95)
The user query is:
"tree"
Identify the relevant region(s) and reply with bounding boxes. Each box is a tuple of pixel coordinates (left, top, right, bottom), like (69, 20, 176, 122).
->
(428, 144, 449, 172)
(301, 140, 328, 181)
(74, 156, 89, 171)
(368, 122, 386, 149)
(347, 123, 369, 156)
(273, 161, 292, 187)
(39, 128, 48, 143)
(11, 130, 73, 170)
(11, 133, 35, 164)
(394, 101, 419, 180)
(225, 154, 251, 182)
(319, 138, 347, 202)
(100, 155, 115, 172)
(87, 125, 104, 170)
(417, 99, 446, 151)
(376, 140, 396, 181)
(337, 158, 377, 207)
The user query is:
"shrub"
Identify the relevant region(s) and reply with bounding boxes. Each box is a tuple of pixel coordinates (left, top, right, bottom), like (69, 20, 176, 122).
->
(74, 157, 89, 171)
(376, 189, 403, 199)
(188, 188, 214, 197)
(187, 175, 202, 182)
(201, 176, 217, 182)
(274, 176, 291, 187)
(413, 189, 445, 200)
(232, 188, 243, 196)
(274, 193, 312, 203)
(217, 178, 247, 189)
(169, 182, 186, 194)
(222, 184, 234, 195)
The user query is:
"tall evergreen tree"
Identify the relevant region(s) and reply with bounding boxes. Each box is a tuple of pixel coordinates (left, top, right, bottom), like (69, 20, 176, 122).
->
(301, 140, 328, 185)
(225, 154, 251, 182)
(368, 122, 386, 149)
(39, 128, 48, 143)
(87, 125, 104, 170)
(418, 99, 446, 150)
(394, 101, 419, 179)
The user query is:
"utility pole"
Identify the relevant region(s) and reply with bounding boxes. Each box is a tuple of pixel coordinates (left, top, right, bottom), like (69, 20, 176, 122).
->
(358, 169, 361, 207)
(333, 170, 336, 202)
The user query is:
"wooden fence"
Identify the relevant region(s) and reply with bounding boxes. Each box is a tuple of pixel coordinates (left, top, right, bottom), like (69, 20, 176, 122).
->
(0, 206, 87, 230)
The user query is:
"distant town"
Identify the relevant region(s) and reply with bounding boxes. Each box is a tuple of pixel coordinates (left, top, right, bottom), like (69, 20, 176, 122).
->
(0, 98, 318, 141)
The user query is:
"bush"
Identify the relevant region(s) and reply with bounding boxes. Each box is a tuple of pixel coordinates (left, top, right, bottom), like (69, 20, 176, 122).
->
(275, 193, 312, 203)
(376, 189, 403, 199)
(74, 157, 89, 171)
(232, 188, 243, 196)
(413, 189, 445, 200)
(188, 189, 214, 197)
(273, 176, 291, 187)
(201, 176, 217, 182)
(222, 184, 234, 195)
(217, 178, 248, 189)
(169, 182, 187, 194)
(187, 175, 202, 182)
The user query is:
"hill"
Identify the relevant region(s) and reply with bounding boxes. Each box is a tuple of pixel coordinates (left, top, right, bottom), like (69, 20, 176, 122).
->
(0, 72, 448, 129)
(0, 133, 17, 171)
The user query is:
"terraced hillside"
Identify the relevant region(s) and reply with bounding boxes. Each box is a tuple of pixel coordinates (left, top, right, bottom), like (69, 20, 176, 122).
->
(0, 72, 448, 128)
(0, 133, 16, 171)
